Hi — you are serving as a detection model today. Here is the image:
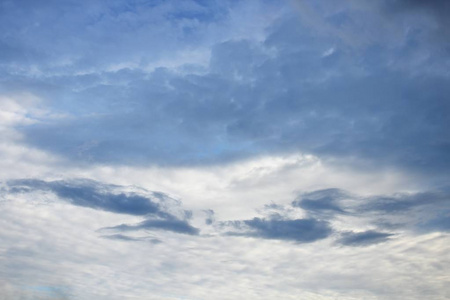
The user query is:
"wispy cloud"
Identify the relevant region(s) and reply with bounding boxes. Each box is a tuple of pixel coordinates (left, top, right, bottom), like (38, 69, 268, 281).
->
(336, 230, 394, 247)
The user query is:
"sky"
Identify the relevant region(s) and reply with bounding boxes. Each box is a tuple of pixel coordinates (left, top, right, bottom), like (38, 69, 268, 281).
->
(0, 0, 449, 299)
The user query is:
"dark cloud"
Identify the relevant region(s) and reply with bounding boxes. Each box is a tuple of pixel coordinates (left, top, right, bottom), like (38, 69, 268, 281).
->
(106, 218, 200, 235)
(292, 189, 348, 216)
(7, 178, 200, 235)
(387, 0, 450, 17)
(337, 230, 394, 247)
(101, 234, 161, 244)
(293, 187, 450, 218)
(292, 187, 450, 235)
(417, 214, 450, 233)
(360, 191, 449, 213)
(7, 179, 165, 216)
(1, 0, 449, 179)
(230, 217, 332, 243)
(14, 35, 450, 175)
(203, 209, 215, 225)
(382, 0, 450, 45)
(220, 186, 450, 244)
(0, 1, 446, 177)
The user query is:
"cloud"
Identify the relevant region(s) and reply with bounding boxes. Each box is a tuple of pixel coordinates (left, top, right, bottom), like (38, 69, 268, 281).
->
(215, 185, 450, 245)
(203, 209, 215, 225)
(9, 12, 449, 176)
(337, 230, 394, 246)
(385, 0, 450, 25)
(292, 188, 348, 216)
(105, 218, 200, 235)
(227, 217, 333, 243)
(0, 0, 230, 74)
(418, 214, 450, 233)
(101, 234, 162, 243)
(0, 1, 450, 299)
(292, 187, 450, 235)
(360, 191, 449, 213)
(7, 179, 166, 216)
(3, 188, 449, 300)
(6, 178, 201, 236)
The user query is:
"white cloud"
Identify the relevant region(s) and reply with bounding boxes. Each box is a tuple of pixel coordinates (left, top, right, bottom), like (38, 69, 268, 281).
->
(1, 193, 449, 299)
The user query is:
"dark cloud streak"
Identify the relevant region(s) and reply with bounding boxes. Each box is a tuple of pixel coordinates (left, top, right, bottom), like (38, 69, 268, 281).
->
(337, 230, 394, 247)
(6, 178, 200, 235)
(227, 217, 332, 243)
(107, 218, 200, 235)
(7, 179, 162, 216)
(101, 234, 162, 243)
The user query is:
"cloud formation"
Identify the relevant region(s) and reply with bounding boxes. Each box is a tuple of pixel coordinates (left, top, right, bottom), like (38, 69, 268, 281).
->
(0, 0, 447, 177)
(240, 217, 333, 243)
(292, 188, 348, 216)
(337, 230, 394, 247)
(1, 1, 450, 299)
(7, 179, 172, 216)
(106, 218, 200, 235)
(221, 186, 450, 245)
(101, 234, 161, 243)
(6, 178, 199, 236)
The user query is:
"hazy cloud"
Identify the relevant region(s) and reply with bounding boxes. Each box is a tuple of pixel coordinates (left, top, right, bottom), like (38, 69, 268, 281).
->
(101, 234, 162, 244)
(106, 218, 200, 235)
(292, 188, 348, 216)
(337, 230, 394, 247)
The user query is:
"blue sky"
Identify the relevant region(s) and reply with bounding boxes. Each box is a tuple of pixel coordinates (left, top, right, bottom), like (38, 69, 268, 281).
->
(1, 1, 449, 299)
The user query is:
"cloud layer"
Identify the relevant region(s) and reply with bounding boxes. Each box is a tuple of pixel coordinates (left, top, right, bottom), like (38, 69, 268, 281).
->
(0, 0, 448, 177)
(1, 0, 449, 299)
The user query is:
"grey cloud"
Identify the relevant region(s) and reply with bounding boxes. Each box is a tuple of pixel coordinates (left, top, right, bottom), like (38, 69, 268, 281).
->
(293, 187, 450, 235)
(417, 214, 450, 233)
(107, 218, 200, 235)
(229, 217, 333, 243)
(14, 32, 450, 175)
(380, 0, 450, 48)
(337, 230, 394, 247)
(221, 186, 450, 244)
(0, 1, 446, 176)
(360, 191, 449, 213)
(6, 178, 200, 236)
(294, 187, 450, 215)
(101, 234, 161, 244)
(0, 0, 227, 73)
(7, 179, 163, 216)
(386, 0, 450, 19)
(203, 209, 215, 225)
(292, 188, 348, 216)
